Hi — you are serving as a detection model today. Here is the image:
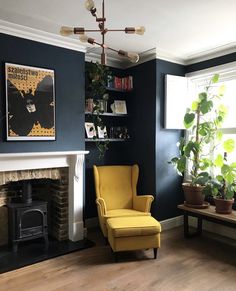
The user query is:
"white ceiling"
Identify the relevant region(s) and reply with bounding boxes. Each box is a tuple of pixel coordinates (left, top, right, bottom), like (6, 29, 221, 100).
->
(0, 0, 236, 64)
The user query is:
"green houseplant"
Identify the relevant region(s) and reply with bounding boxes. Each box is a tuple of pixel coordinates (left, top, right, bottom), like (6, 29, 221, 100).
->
(170, 74, 228, 207)
(204, 147, 236, 213)
(85, 62, 111, 158)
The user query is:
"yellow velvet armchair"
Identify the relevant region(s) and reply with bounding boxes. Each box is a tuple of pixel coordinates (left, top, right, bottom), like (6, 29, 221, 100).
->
(93, 164, 154, 237)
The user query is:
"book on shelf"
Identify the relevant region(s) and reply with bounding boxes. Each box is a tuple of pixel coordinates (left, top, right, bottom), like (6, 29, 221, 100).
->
(110, 76, 133, 91)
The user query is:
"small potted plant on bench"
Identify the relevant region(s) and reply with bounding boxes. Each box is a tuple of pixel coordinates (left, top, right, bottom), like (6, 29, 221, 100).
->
(204, 149, 236, 214)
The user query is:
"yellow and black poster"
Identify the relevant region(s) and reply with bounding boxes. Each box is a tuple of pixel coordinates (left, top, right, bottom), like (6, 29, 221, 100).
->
(5, 63, 55, 140)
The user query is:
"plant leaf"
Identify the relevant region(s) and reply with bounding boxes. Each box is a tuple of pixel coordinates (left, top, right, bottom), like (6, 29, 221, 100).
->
(216, 131, 223, 141)
(191, 101, 199, 111)
(199, 92, 207, 100)
(214, 154, 224, 167)
(211, 74, 219, 83)
(218, 85, 225, 96)
(223, 139, 235, 153)
(184, 113, 195, 129)
(199, 100, 213, 114)
(216, 175, 224, 182)
(177, 156, 186, 174)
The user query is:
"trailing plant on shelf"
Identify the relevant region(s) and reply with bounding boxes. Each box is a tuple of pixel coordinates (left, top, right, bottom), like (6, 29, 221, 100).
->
(169, 74, 230, 207)
(85, 62, 111, 158)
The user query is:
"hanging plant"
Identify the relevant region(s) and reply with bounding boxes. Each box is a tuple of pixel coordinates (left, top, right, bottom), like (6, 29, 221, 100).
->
(85, 62, 111, 158)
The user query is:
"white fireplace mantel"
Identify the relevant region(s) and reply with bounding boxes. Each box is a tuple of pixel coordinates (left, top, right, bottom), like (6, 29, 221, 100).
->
(0, 151, 89, 242)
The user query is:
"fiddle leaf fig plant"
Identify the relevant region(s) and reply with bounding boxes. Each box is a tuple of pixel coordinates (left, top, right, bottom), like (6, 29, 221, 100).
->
(169, 74, 228, 186)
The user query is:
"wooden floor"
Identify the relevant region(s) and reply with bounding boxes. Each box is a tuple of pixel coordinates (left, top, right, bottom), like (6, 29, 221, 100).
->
(1, 227, 236, 291)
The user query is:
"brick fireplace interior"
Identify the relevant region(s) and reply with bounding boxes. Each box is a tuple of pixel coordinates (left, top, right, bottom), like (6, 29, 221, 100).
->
(0, 167, 69, 247)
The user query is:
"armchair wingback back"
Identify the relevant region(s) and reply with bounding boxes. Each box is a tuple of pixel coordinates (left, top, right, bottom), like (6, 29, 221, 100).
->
(94, 165, 138, 210)
(94, 164, 154, 237)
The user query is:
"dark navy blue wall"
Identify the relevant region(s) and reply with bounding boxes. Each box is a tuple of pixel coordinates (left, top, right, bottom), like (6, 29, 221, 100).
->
(0, 33, 85, 152)
(126, 60, 157, 196)
(186, 52, 236, 73)
(154, 59, 185, 220)
(126, 59, 185, 221)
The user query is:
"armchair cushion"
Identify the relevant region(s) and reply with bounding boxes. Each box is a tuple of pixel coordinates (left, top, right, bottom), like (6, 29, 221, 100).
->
(107, 216, 161, 238)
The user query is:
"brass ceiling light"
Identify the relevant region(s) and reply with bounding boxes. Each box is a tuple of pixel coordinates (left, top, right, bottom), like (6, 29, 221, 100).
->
(60, 0, 145, 65)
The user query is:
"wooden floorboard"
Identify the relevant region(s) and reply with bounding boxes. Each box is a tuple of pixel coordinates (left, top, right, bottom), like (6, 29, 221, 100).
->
(1, 227, 236, 291)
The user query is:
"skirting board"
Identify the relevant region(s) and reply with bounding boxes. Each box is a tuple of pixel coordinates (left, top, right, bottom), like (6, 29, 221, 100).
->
(84, 216, 184, 231)
(188, 216, 236, 241)
(85, 215, 236, 241)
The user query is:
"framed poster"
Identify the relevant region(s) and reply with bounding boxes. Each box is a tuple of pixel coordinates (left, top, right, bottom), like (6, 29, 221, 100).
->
(5, 63, 56, 140)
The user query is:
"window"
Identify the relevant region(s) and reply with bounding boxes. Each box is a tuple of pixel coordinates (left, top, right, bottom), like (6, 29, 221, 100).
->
(185, 62, 236, 179)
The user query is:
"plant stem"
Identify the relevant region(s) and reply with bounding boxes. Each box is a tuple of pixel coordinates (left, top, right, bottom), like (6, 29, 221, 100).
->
(194, 108, 200, 178)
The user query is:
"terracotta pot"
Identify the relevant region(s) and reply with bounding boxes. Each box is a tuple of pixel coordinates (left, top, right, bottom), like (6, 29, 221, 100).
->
(182, 183, 205, 207)
(214, 198, 234, 214)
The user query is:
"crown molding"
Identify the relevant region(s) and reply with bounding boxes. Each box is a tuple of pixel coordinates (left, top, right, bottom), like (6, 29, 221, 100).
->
(155, 48, 186, 65)
(0, 19, 86, 53)
(155, 44, 236, 66)
(185, 44, 236, 65)
(0, 19, 235, 68)
(85, 50, 126, 69)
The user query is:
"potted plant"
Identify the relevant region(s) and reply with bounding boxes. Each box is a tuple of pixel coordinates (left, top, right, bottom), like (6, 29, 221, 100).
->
(204, 147, 236, 214)
(169, 74, 228, 207)
(85, 62, 111, 158)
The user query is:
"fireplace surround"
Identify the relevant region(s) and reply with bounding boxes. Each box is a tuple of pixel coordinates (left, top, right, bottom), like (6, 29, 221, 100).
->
(0, 151, 88, 242)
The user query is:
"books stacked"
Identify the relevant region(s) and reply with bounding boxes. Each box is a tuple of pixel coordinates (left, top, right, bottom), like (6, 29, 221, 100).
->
(107, 76, 133, 91)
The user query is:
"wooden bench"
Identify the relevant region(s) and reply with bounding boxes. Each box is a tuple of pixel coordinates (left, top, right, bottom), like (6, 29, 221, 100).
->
(178, 204, 236, 238)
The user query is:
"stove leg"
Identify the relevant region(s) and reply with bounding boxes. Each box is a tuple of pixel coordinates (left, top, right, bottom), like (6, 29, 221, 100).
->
(13, 241, 18, 253)
(44, 235, 49, 250)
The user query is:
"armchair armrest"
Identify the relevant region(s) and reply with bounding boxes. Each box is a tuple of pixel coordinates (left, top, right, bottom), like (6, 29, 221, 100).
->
(96, 197, 107, 216)
(133, 195, 154, 212)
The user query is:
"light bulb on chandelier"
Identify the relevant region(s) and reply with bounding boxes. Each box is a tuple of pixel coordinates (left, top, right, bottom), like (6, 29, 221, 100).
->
(60, 0, 145, 65)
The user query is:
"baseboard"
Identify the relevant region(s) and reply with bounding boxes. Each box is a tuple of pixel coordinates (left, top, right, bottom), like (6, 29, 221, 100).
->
(160, 216, 183, 231)
(188, 217, 236, 240)
(85, 215, 184, 231)
(85, 217, 99, 229)
(86, 214, 236, 241)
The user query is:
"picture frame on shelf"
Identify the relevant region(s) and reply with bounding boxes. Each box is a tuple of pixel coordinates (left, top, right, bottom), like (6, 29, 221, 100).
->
(97, 126, 108, 138)
(113, 100, 127, 114)
(5, 63, 56, 141)
(85, 122, 96, 138)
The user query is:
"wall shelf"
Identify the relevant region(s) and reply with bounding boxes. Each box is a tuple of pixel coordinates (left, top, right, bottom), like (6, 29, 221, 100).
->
(106, 87, 133, 93)
(85, 138, 130, 142)
(85, 112, 128, 117)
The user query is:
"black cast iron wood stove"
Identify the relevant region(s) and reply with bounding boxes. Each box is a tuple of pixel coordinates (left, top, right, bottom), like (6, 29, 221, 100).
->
(7, 180, 48, 252)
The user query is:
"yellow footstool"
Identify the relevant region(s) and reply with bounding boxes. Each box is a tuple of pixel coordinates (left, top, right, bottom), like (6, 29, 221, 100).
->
(106, 216, 161, 261)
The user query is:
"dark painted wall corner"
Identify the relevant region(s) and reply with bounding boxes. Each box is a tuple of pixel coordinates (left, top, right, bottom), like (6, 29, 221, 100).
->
(154, 59, 186, 221)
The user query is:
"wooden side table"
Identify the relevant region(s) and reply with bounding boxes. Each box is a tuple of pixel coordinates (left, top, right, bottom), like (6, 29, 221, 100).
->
(178, 204, 236, 238)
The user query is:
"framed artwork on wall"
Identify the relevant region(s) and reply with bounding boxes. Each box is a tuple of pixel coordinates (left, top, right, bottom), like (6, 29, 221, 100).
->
(97, 126, 108, 139)
(5, 63, 56, 141)
(85, 122, 96, 138)
(113, 100, 127, 114)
